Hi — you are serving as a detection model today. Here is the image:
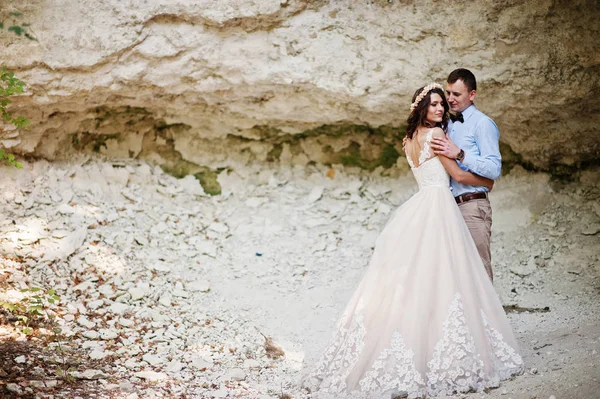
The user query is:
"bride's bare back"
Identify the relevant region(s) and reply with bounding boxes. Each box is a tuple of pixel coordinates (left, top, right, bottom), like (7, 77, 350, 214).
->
(406, 128, 437, 169)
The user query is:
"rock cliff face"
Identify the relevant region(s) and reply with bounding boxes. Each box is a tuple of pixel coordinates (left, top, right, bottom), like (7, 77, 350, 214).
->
(1, 0, 599, 178)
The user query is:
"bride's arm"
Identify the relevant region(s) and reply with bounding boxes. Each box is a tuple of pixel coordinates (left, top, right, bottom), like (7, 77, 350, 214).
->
(431, 128, 494, 190)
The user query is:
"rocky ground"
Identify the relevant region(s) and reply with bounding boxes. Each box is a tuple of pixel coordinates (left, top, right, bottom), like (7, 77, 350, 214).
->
(0, 157, 599, 399)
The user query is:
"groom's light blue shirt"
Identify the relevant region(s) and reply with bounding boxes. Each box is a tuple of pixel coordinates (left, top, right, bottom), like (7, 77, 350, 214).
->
(447, 104, 502, 197)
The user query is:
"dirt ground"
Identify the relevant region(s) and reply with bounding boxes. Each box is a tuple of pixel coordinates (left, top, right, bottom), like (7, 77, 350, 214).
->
(0, 159, 599, 399)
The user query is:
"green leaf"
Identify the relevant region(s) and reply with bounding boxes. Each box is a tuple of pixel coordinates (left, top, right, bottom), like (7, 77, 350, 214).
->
(0, 22, 4, 29)
(48, 288, 55, 296)
(9, 12, 23, 17)
(7, 26, 23, 36)
(30, 287, 42, 292)
(17, 315, 28, 322)
(48, 298, 55, 304)
(23, 327, 33, 335)
(53, 327, 62, 334)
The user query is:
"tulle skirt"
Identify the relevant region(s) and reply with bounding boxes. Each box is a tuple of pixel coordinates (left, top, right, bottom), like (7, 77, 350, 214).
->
(303, 186, 524, 398)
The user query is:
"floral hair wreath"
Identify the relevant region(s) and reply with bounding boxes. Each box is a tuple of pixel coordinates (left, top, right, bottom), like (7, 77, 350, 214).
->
(410, 83, 443, 112)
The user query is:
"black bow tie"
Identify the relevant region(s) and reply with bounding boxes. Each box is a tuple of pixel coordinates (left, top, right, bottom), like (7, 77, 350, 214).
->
(450, 112, 464, 123)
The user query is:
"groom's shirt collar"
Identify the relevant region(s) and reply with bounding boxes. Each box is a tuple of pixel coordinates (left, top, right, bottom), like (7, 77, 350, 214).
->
(461, 104, 476, 121)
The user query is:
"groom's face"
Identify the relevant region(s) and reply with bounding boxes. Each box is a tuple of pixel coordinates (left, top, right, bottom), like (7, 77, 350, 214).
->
(446, 79, 476, 113)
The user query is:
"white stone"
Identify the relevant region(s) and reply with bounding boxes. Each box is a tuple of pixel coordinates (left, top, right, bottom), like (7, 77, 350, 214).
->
(99, 329, 119, 340)
(307, 186, 324, 203)
(119, 317, 134, 327)
(188, 279, 211, 293)
(45, 380, 59, 388)
(211, 389, 229, 398)
(14, 355, 26, 364)
(72, 369, 108, 380)
(128, 286, 146, 301)
(29, 380, 45, 388)
(244, 359, 260, 368)
(89, 349, 106, 359)
(124, 358, 142, 370)
(82, 330, 99, 339)
(209, 222, 229, 233)
(227, 368, 246, 381)
(135, 370, 167, 381)
(142, 354, 165, 366)
(158, 292, 172, 307)
(172, 288, 189, 298)
(77, 316, 96, 329)
(191, 357, 212, 370)
(245, 197, 266, 208)
(108, 302, 130, 314)
(87, 299, 105, 310)
(57, 203, 75, 215)
(119, 380, 135, 392)
(6, 383, 21, 393)
(165, 360, 184, 373)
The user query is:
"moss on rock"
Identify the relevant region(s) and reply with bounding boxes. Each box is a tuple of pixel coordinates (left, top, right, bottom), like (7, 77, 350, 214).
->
(194, 169, 222, 196)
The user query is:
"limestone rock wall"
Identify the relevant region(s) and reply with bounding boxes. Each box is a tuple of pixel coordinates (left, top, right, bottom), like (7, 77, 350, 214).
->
(1, 0, 599, 176)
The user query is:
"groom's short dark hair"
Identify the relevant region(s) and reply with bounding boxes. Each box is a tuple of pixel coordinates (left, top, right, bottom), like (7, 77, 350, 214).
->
(447, 68, 477, 92)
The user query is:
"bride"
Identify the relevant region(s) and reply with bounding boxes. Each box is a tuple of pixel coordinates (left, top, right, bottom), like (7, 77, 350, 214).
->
(303, 84, 524, 398)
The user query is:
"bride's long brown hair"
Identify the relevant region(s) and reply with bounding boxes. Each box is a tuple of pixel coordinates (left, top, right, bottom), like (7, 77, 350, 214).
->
(406, 87, 449, 139)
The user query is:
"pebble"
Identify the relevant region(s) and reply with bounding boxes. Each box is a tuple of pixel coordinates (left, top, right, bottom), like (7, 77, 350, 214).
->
(211, 389, 229, 398)
(128, 286, 146, 301)
(119, 317, 134, 327)
(192, 357, 213, 370)
(45, 380, 59, 388)
(119, 380, 135, 392)
(6, 383, 21, 393)
(188, 279, 211, 292)
(142, 354, 165, 366)
(108, 302, 130, 314)
(89, 349, 107, 359)
(14, 355, 26, 363)
(165, 360, 184, 373)
(72, 369, 108, 380)
(135, 370, 167, 381)
(158, 292, 172, 307)
(82, 330, 99, 339)
(227, 368, 246, 381)
(29, 380, 45, 388)
(100, 329, 119, 340)
(77, 316, 96, 329)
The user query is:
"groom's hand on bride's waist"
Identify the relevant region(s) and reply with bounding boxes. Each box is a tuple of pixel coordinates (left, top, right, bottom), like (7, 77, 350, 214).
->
(431, 135, 461, 160)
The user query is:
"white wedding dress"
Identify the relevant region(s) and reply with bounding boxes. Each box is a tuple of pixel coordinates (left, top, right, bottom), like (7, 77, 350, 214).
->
(304, 130, 524, 398)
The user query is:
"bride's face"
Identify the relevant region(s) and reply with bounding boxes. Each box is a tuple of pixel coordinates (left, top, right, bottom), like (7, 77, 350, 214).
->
(426, 93, 445, 124)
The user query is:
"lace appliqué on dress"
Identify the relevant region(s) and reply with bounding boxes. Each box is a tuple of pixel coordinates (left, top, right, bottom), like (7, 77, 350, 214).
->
(426, 293, 486, 396)
(304, 310, 367, 395)
(406, 129, 434, 169)
(418, 129, 434, 166)
(481, 310, 525, 381)
(306, 293, 524, 398)
(357, 332, 425, 398)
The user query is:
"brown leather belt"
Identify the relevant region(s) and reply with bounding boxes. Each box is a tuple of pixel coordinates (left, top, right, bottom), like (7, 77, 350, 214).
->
(455, 192, 488, 205)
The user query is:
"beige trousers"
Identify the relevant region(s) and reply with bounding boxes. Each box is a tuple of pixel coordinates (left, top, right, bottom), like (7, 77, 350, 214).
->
(458, 198, 493, 281)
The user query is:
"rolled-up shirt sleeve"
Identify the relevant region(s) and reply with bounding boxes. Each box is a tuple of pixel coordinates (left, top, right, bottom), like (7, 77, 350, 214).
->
(461, 117, 502, 180)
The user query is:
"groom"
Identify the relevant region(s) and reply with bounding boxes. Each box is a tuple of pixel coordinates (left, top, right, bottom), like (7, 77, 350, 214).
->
(430, 68, 501, 282)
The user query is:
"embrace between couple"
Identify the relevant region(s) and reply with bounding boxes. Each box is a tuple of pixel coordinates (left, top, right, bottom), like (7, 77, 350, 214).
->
(302, 69, 524, 398)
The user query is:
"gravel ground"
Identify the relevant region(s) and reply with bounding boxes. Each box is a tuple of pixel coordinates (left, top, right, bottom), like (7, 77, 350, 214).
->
(0, 158, 598, 399)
